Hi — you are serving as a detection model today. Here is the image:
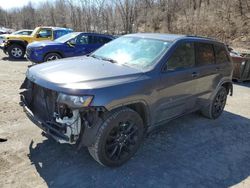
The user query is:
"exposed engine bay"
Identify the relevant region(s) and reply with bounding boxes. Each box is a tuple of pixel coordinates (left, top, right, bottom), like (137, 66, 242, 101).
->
(55, 109, 81, 144)
(19, 78, 105, 146)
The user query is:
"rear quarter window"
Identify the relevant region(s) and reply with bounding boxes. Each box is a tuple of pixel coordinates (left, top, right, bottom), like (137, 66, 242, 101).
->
(214, 44, 229, 64)
(196, 43, 215, 66)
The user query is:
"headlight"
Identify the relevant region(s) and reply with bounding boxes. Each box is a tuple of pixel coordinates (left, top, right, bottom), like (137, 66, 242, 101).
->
(57, 93, 94, 108)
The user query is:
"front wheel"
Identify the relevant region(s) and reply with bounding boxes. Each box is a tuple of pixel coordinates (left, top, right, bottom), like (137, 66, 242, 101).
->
(201, 86, 228, 119)
(88, 107, 144, 167)
(7, 44, 25, 59)
(44, 53, 61, 62)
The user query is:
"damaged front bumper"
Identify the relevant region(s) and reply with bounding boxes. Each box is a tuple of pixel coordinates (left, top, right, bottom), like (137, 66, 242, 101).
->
(19, 78, 106, 147)
(20, 95, 69, 142)
(20, 94, 73, 143)
(19, 79, 82, 144)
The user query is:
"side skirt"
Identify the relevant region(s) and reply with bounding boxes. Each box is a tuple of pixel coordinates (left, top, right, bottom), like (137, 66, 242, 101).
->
(146, 107, 200, 134)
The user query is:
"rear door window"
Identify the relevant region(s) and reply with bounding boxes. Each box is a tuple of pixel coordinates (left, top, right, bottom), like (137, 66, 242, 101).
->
(98, 37, 112, 44)
(196, 43, 215, 66)
(87, 36, 111, 44)
(214, 44, 229, 64)
(87, 36, 98, 44)
(166, 42, 195, 71)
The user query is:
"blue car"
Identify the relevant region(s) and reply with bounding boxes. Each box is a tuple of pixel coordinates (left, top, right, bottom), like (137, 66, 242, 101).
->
(26, 32, 115, 63)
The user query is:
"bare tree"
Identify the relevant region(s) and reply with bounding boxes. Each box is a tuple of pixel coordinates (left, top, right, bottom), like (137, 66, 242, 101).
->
(0, 0, 249, 48)
(116, 0, 138, 33)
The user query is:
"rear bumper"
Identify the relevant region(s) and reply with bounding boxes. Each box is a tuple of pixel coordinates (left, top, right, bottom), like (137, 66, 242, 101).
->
(19, 94, 70, 143)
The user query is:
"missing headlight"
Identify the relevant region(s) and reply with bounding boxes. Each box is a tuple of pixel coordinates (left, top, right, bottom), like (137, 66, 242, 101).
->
(57, 93, 94, 108)
(57, 104, 73, 119)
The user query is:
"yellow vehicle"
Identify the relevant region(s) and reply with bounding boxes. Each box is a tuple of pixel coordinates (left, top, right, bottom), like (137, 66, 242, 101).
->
(0, 26, 73, 59)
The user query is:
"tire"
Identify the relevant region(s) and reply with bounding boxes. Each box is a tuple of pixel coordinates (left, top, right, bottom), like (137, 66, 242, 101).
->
(44, 53, 61, 62)
(88, 107, 144, 167)
(7, 44, 25, 59)
(201, 86, 228, 119)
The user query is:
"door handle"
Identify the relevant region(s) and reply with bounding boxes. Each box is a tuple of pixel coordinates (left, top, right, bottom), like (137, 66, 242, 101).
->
(192, 72, 199, 78)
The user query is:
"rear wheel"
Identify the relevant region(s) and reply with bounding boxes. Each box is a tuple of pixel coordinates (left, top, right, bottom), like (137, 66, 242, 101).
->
(88, 107, 144, 167)
(44, 53, 61, 62)
(201, 87, 228, 119)
(7, 44, 25, 59)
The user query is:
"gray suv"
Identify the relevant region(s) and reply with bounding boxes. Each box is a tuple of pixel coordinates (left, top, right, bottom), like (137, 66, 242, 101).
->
(20, 33, 233, 167)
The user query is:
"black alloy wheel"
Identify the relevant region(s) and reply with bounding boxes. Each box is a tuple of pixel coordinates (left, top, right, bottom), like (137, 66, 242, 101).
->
(88, 107, 144, 167)
(211, 87, 227, 118)
(105, 120, 139, 161)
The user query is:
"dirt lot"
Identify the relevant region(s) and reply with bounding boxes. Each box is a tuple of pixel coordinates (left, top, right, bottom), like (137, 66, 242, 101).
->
(0, 51, 249, 188)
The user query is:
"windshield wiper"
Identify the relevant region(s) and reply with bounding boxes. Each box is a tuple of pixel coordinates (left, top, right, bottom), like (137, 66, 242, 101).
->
(90, 54, 117, 64)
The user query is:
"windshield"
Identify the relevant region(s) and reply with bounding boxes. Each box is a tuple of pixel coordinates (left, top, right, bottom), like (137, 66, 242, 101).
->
(55, 32, 79, 43)
(91, 36, 172, 70)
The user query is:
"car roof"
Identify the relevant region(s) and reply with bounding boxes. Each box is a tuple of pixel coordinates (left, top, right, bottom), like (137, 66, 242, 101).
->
(125, 33, 223, 44)
(38, 26, 73, 31)
(52, 27, 73, 31)
(126, 33, 185, 41)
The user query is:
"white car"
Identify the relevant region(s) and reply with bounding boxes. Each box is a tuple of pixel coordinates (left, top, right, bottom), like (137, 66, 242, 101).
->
(0, 29, 33, 44)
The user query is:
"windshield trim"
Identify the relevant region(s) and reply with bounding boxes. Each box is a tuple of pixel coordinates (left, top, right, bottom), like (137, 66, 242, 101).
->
(31, 27, 40, 37)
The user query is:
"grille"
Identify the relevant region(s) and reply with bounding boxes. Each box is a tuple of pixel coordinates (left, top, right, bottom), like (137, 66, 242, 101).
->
(31, 84, 58, 121)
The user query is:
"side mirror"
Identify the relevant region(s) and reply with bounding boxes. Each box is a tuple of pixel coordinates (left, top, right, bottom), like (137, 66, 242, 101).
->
(67, 39, 76, 47)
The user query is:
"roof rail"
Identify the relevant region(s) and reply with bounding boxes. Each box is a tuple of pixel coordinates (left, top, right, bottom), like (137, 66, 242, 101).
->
(186, 35, 217, 41)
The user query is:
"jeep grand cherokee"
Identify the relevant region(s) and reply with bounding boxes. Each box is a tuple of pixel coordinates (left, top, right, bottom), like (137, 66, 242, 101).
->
(20, 33, 233, 167)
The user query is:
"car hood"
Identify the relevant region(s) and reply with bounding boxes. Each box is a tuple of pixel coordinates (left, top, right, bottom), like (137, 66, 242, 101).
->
(28, 40, 62, 48)
(27, 56, 143, 93)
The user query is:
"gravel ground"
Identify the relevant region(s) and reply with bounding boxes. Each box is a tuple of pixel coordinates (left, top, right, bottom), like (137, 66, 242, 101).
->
(0, 51, 249, 188)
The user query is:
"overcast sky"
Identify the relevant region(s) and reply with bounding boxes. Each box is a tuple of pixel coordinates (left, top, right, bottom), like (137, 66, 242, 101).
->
(0, 0, 47, 10)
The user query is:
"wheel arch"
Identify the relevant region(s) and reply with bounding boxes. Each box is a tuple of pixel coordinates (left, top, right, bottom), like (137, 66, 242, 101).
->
(6, 39, 28, 49)
(126, 102, 151, 128)
(221, 81, 233, 96)
(43, 51, 64, 61)
(78, 102, 150, 148)
(107, 100, 151, 128)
